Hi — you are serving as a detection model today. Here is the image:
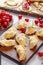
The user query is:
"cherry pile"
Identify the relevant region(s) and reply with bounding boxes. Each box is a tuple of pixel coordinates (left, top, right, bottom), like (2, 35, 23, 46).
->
(35, 17, 43, 28)
(0, 10, 12, 30)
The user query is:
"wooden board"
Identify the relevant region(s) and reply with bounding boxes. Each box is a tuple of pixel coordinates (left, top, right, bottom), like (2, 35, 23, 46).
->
(0, 13, 43, 65)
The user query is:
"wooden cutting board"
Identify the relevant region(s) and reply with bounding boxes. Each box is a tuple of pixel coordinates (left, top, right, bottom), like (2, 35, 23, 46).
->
(0, 13, 43, 64)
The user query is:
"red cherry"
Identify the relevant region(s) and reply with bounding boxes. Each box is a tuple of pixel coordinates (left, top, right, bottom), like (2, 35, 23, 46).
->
(3, 15, 7, 18)
(2, 17, 10, 23)
(6, 13, 10, 16)
(27, 1, 31, 5)
(0, 12, 2, 18)
(39, 23, 43, 28)
(25, 2, 28, 6)
(38, 52, 43, 57)
(18, 15, 22, 19)
(1, 10, 6, 13)
(25, 18, 29, 22)
(6, 14, 11, 17)
(0, 23, 2, 27)
(6, 14, 12, 21)
(2, 17, 6, 23)
(38, 17, 42, 21)
(3, 15, 11, 21)
(9, 15, 12, 21)
(1, 10, 6, 16)
(39, 19, 43, 24)
(21, 28, 26, 33)
(3, 22, 8, 28)
(6, 18, 10, 22)
(0, 19, 2, 23)
(35, 20, 39, 25)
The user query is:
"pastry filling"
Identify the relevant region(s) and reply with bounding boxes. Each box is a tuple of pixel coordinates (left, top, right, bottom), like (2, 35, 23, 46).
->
(22, 2, 29, 10)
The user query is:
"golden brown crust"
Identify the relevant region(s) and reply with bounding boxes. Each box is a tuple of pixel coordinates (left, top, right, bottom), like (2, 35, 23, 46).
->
(25, 25, 38, 35)
(36, 29, 43, 38)
(17, 19, 27, 30)
(0, 39, 16, 47)
(15, 45, 27, 61)
(29, 35, 38, 49)
(2, 27, 17, 39)
(16, 33, 27, 47)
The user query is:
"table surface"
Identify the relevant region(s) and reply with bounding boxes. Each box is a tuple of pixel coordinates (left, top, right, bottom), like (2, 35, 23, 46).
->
(1, 46, 43, 65)
(0, 0, 43, 65)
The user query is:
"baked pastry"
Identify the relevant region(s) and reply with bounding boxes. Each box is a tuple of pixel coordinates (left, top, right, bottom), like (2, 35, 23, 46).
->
(19, 2, 32, 12)
(40, 3, 43, 6)
(25, 25, 37, 35)
(16, 33, 27, 47)
(17, 20, 27, 30)
(0, 39, 16, 47)
(33, 2, 42, 10)
(0, 0, 6, 3)
(6, 0, 18, 6)
(8, 27, 17, 32)
(19, 6, 32, 12)
(6, 0, 23, 7)
(31, 10, 38, 14)
(36, 29, 43, 38)
(3, 27, 17, 39)
(16, 0, 23, 7)
(29, 35, 38, 49)
(15, 45, 27, 61)
(0, 3, 6, 7)
(40, 6, 43, 12)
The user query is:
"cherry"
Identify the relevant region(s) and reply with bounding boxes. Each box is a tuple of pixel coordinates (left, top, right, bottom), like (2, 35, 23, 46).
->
(35, 20, 39, 25)
(3, 15, 7, 18)
(25, 18, 29, 22)
(38, 17, 42, 21)
(18, 15, 22, 19)
(21, 28, 26, 33)
(9, 15, 12, 21)
(39, 23, 43, 28)
(2, 17, 6, 23)
(27, 1, 31, 5)
(25, 2, 28, 6)
(0, 19, 2, 23)
(38, 52, 43, 57)
(6, 18, 10, 22)
(1, 10, 6, 16)
(3, 22, 8, 28)
(6, 13, 10, 16)
(6, 14, 12, 21)
(39, 19, 43, 24)
(0, 12, 2, 18)
(0, 23, 2, 27)
(1, 10, 6, 13)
